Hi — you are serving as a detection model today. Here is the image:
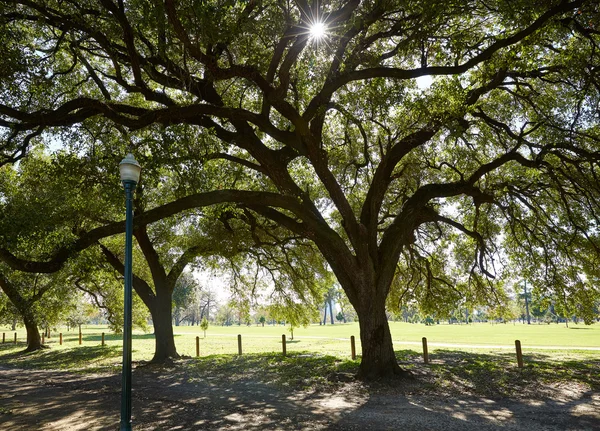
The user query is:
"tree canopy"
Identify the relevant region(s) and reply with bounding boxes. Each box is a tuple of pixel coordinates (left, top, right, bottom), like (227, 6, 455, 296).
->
(0, 0, 599, 379)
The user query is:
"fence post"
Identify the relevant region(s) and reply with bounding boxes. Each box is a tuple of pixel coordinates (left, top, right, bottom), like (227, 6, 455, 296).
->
(59, 333, 63, 346)
(350, 336, 356, 360)
(79, 330, 82, 345)
(237, 334, 242, 355)
(2, 332, 5, 343)
(101, 332, 105, 346)
(422, 337, 429, 364)
(282, 334, 286, 356)
(515, 340, 524, 368)
(196, 336, 200, 357)
(14, 332, 17, 344)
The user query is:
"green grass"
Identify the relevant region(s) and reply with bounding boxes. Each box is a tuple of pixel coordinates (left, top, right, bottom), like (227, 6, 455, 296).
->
(1, 321, 599, 367)
(1, 323, 599, 396)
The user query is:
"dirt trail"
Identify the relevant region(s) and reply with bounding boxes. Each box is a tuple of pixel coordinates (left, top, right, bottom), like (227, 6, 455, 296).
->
(1, 366, 598, 430)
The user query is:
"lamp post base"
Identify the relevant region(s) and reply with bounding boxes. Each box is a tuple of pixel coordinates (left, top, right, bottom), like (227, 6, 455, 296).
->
(120, 420, 132, 431)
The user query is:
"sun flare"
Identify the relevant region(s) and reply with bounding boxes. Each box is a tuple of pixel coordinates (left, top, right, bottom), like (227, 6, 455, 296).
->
(309, 21, 326, 40)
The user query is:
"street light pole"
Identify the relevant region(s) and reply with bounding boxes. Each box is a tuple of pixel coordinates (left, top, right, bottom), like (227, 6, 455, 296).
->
(119, 154, 141, 431)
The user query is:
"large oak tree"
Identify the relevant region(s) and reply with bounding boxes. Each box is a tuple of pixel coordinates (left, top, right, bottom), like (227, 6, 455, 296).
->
(1, 0, 599, 379)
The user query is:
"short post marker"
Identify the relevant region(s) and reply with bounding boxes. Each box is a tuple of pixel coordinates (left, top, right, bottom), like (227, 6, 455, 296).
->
(422, 337, 429, 364)
(237, 334, 242, 355)
(515, 340, 524, 368)
(101, 332, 105, 346)
(14, 332, 17, 344)
(2, 333, 5, 343)
(79, 330, 82, 345)
(59, 333, 63, 345)
(196, 336, 200, 357)
(282, 334, 286, 356)
(42, 333, 45, 345)
(350, 336, 356, 360)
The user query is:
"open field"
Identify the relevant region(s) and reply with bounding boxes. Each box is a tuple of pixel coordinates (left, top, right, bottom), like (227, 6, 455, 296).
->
(0, 322, 598, 372)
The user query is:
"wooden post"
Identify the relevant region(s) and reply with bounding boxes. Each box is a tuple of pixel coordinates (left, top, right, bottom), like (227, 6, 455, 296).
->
(422, 337, 429, 364)
(237, 334, 242, 355)
(79, 330, 82, 345)
(101, 332, 105, 346)
(42, 333, 45, 345)
(14, 332, 17, 344)
(515, 340, 524, 368)
(282, 334, 286, 356)
(196, 336, 200, 357)
(350, 336, 356, 360)
(2, 333, 5, 343)
(59, 333, 63, 345)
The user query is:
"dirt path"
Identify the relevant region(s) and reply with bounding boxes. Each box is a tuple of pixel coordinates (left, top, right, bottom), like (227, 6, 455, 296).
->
(1, 365, 599, 430)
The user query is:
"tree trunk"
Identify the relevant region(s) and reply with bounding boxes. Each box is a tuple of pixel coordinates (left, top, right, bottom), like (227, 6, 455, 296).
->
(351, 285, 404, 380)
(149, 288, 179, 363)
(355, 302, 402, 380)
(329, 300, 334, 324)
(23, 310, 42, 352)
(524, 281, 531, 324)
(0, 274, 43, 352)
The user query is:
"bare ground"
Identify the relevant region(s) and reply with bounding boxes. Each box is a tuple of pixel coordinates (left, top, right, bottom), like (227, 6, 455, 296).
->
(1, 363, 599, 431)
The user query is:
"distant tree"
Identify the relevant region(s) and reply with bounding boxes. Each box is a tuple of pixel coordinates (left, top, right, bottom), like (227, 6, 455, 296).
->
(517, 281, 532, 325)
(322, 286, 337, 325)
(172, 272, 201, 326)
(200, 317, 209, 338)
(269, 296, 320, 341)
(215, 303, 234, 326)
(259, 316, 266, 327)
(65, 295, 96, 334)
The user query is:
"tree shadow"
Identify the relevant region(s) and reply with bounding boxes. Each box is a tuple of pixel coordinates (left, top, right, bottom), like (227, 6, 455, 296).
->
(329, 387, 599, 430)
(0, 344, 121, 371)
(2, 359, 598, 431)
(400, 349, 600, 399)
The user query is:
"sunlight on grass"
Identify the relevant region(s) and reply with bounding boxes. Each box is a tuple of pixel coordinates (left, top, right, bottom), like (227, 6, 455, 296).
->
(1, 326, 599, 397)
(1, 322, 598, 394)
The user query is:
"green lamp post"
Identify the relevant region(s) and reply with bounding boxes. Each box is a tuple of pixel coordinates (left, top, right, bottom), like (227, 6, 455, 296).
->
(119, 154, 141, 431)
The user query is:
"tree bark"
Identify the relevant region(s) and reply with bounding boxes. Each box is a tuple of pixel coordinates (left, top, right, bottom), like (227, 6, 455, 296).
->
(23, 311, 42, 352)
(148, 286, 179, 363)
(0, 274, 43, 352)
(355, 298, 402, 380)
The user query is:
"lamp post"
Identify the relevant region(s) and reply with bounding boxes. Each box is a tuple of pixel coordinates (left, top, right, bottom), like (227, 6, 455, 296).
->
(119, 154, 141, 431)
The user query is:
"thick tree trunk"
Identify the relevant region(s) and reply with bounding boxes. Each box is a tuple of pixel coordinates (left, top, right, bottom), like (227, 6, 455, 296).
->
(23, 312, 42, 352)
(149, 289, 179, 363)
(0, 275, 43, 352)
(355, 301, 402, 380)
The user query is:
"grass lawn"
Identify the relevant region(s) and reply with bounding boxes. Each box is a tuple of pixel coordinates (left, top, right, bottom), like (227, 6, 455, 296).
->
(0, 321, 598, 371)
(1, 322, 599, 398)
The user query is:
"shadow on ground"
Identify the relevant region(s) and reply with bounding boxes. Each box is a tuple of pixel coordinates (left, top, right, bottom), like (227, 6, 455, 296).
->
(0, 347, 598, 430)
